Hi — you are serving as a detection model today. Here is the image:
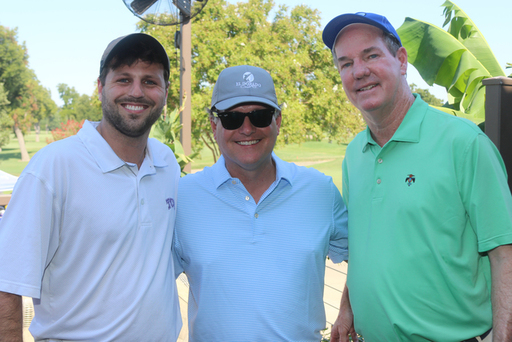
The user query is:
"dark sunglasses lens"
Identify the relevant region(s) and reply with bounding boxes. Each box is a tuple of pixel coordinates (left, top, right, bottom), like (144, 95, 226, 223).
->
(219, 114, 244, 130)
(249, 109, 274, 128)
(218, 109, 274, 130)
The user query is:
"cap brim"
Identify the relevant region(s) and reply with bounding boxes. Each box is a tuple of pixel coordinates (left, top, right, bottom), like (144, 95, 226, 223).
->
(214, 96, 280, 111)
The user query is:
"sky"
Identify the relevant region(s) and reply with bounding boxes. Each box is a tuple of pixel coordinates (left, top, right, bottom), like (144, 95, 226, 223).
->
(1, 0, 510, 106)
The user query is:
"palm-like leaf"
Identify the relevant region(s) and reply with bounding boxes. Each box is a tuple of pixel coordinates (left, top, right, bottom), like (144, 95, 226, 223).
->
(397, 0, 505, 123)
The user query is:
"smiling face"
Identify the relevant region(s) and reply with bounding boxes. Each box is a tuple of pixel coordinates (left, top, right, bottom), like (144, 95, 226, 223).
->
(212, 103, 281, 177)
(98, 59, 168, 138)
(334, 23, 408, 119)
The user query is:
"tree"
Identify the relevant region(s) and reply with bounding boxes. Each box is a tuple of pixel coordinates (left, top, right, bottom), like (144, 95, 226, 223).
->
(0, 25, 57, 160)
(409, 84, 444, 107)
(29, 79, 57, 142)
(57, 83, 101, 123)
(138, 0, 363, 161)
(0, 83, 11, 150)
(397, 0, 507, 124)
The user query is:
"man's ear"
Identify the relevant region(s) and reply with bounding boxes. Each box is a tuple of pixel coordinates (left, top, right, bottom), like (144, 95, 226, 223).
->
(97, 78, 103, 102)
(210, 117, 218, 140)
(397, 47, 408, 76)
(275, 113, 282, 136)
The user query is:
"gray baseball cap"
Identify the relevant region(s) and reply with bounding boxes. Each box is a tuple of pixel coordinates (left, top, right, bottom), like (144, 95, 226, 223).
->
(211, 65, 280, 111)
(100, 33, 170, 79)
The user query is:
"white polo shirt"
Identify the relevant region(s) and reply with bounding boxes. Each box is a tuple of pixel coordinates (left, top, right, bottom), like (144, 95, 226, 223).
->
(0, 121, 182, 341)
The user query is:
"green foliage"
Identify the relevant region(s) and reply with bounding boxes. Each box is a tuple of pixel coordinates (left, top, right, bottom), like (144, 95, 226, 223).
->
(0, 26, 30, 109)
(151, 106, 198, 176)
(0, 25, 57, 157)
(0, 83, 12, 148)
(507, 63, 512, 77)
(409, 84, 444, 107)
(137, 0, 363, 160)
(397, 1, 506, 124)
(57, 83, 102, 122)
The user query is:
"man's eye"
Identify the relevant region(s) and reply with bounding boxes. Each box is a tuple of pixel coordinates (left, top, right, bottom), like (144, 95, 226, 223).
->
(144, 80, 157, 85)
(341, 62, 352, 69)
(368, 54, 378, 59)
(116, 78, 130, 83)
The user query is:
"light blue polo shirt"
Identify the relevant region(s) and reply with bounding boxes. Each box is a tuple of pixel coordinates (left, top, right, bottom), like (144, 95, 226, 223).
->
(174, 153, 348, 342)
(343, 95, 512, 341)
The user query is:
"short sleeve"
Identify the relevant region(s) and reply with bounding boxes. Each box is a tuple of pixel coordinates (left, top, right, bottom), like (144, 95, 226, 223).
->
(328, 182, 348, 263)
(458, 134, 512, 252)
(0, 172, 59, 298)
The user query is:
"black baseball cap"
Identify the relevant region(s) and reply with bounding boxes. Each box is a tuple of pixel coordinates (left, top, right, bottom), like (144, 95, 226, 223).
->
(99, 33, 170, 79)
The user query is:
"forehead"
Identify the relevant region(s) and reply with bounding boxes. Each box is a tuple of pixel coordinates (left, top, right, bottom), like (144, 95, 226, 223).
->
(334, 23, 384, 54)
(107, 60, 164, 77)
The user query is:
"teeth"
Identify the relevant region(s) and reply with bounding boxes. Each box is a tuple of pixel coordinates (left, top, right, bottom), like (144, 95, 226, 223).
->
(125, 104, 145, 110)
(359, 84, 376, 91)
(237, 140, 259, 146)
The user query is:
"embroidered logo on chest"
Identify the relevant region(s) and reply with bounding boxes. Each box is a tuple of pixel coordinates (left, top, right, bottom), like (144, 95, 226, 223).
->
(405, 174, 416, 187)
(166, 198, 175, 209)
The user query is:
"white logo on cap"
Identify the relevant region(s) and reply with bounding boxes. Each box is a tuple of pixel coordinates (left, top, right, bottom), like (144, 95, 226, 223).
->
(243, 72, 254, 82)
(236, 72, 261, 89)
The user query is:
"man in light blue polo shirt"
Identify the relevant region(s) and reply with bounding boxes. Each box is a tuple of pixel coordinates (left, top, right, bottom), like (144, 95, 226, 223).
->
(173, 65, 348, 341)
(322, 12, 512, 342)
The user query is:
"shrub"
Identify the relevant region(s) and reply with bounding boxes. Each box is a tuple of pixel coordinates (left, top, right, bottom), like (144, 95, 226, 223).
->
(47, 120, 84, 144)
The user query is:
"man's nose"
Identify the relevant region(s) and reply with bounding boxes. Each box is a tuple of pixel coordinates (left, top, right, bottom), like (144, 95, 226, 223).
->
(239, 116, 256, 134)
(128, 81, 144, 98)
(352, 60, 370, 80)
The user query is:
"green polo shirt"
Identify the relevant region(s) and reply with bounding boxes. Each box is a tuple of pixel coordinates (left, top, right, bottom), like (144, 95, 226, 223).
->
(342, 95, 512, 341)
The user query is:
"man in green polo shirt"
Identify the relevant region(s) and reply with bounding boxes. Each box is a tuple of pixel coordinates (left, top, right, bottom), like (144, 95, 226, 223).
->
(322, 12, 512, 342)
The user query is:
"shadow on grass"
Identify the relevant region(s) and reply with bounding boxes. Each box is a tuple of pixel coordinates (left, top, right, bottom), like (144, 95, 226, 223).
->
(0, 151, 22, 160)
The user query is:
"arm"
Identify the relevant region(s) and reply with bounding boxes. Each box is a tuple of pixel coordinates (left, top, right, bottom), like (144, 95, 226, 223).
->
(488, 244, 512, 342)
(0, 291, 22, 342)
(330, 283, 357, 342)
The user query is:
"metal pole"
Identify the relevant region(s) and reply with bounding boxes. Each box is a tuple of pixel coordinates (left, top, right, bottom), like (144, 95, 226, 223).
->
(483, 76, 512, 190)
(180, 14, 192, 173)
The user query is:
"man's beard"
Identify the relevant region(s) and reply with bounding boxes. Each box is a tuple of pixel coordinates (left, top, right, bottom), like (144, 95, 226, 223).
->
(101, 94, 165, 138)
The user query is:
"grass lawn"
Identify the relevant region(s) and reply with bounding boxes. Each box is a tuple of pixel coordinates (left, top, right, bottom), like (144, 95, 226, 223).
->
(0, 131, 53, 176)
(0, 132, 348, 190)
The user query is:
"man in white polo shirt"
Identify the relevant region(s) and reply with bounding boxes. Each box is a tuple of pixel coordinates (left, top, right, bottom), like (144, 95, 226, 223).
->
(0, 33, 182, 341)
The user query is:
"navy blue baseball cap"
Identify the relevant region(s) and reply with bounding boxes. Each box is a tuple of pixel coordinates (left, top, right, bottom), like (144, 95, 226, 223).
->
(322, 12, 402, 50)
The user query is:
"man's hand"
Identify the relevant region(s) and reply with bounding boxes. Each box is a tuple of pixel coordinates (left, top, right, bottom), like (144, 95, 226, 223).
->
(0, 291, 23, 342)
(331, 284, 358, 342)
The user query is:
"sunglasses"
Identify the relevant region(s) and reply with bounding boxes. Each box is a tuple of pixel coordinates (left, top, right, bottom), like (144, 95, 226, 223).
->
(212, 108, 276, 130)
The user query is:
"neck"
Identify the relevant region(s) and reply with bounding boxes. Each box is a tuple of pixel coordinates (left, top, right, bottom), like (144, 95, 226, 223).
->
(226, 157, 277, 204)
(365, 90, 415, 147)
(96, 120, 148, 169)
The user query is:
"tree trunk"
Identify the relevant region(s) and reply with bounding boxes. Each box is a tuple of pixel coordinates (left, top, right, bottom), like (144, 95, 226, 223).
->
(34, 122, 40, 142)
(14, 126, 30, 162)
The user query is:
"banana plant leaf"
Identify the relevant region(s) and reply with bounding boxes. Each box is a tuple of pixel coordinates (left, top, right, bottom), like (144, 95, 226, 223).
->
(397, 0, 505, 124)
(441, 1, 503, 77)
